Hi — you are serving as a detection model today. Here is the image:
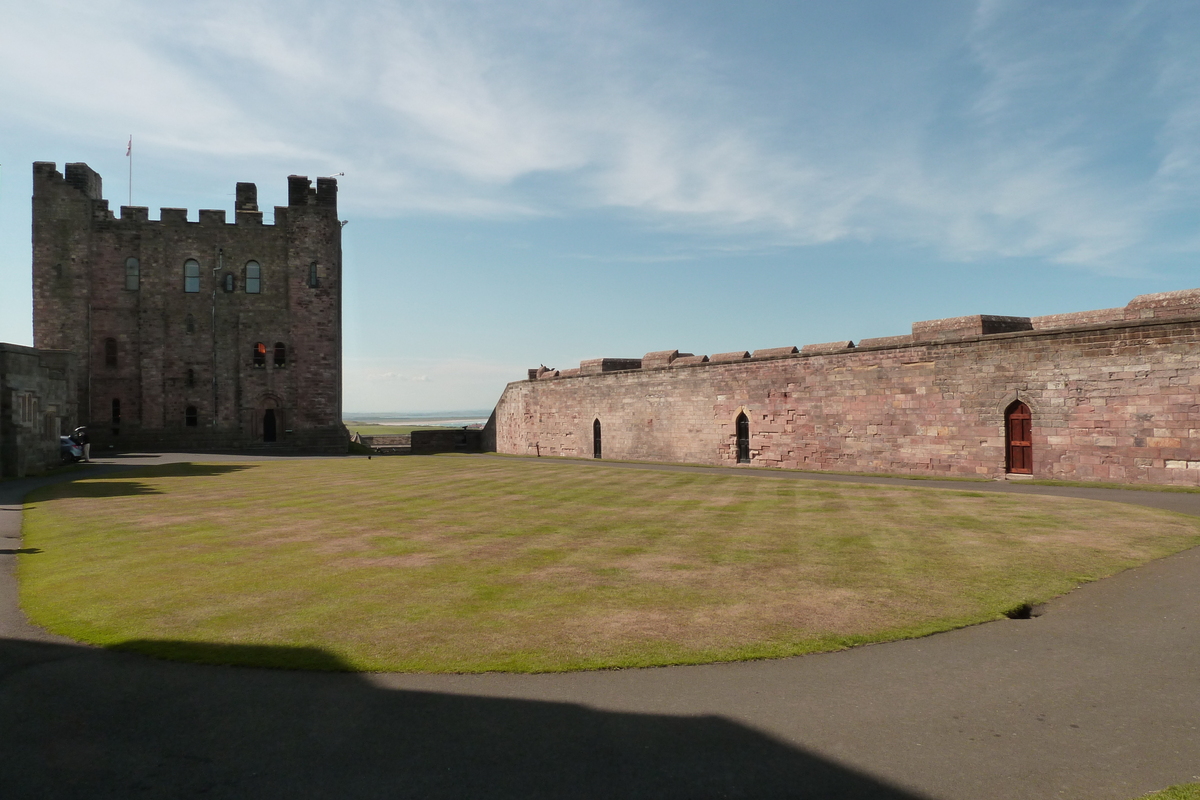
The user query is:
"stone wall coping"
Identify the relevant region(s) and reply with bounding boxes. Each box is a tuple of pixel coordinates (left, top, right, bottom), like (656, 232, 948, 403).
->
(751, 346, 799, 359)
(801, 340, 854, 354)
(521, 310, 1200, 384)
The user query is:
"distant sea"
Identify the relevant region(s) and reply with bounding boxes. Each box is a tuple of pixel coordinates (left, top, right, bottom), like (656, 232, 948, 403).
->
(344, 410, 492, 428)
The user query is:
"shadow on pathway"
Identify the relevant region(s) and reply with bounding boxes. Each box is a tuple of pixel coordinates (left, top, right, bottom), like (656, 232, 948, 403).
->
(0, 637, 921, 800)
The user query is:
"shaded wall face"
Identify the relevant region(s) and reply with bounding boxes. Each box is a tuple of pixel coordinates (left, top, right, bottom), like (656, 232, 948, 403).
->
(493, 320, 1200, 486)
(0, 347, 76, 478)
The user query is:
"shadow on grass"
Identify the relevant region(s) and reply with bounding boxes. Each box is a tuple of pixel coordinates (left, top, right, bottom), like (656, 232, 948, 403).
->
(0, 636, 923, 799)
(27, 463, 259, 501)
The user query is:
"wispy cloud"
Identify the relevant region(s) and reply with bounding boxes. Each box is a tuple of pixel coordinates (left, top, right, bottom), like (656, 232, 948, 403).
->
(2, 0, 1197, 271)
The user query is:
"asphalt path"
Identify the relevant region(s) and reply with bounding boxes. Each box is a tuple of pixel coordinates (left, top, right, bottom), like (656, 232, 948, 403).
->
(2, 453, 1198, 799)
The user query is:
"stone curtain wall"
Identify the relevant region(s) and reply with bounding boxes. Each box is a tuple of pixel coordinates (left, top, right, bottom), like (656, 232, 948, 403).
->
(492, 292, 1200, 486)
(31, 163, 346, 453)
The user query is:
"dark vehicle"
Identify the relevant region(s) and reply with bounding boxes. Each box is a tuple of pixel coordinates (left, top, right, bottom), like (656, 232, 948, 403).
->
(60, 435, 83, 463)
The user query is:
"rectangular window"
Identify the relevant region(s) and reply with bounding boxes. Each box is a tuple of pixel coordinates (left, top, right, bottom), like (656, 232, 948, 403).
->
(125, 257, 140, 291)
(184, 259, 201, 293)
(245, 261, 261, 294)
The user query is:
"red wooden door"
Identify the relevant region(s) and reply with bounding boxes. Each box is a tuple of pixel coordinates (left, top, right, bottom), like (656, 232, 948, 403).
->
(1006, 402, 1032, 474)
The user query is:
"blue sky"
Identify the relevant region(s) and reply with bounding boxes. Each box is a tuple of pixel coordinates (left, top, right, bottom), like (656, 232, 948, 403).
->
(2, 0, 1198, 412)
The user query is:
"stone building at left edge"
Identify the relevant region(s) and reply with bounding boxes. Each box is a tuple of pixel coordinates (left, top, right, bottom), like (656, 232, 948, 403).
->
(24, 161, 348, 458)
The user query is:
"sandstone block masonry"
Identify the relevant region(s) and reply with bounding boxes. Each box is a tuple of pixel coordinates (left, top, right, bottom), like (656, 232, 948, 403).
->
(32, 162, 347, 453)
(485, 289, 1200, 486)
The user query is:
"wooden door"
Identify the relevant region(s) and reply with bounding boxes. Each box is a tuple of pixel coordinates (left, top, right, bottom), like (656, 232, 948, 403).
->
(1006, 402, 1032, 474)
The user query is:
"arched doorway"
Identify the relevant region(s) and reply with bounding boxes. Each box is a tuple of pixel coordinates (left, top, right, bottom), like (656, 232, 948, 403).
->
(736, 412, 750, 464)
(263, 409, 277, 443)
(593, 419, 602, 459)
(1006, 401, 1032, 474)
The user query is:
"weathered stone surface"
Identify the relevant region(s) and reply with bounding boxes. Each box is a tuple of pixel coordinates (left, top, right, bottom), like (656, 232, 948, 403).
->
(492, 292, 1200, 486)
(31, 162, 345, 453)
(911, 315, 1032, 342)
(0, 344, 76, 477)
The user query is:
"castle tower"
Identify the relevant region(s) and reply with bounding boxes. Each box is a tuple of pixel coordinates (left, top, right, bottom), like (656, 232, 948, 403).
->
(31, 162, 346, 452)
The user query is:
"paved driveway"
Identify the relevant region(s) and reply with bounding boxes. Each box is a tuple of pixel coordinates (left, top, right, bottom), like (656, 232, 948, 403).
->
(2, 454, 1198, 799)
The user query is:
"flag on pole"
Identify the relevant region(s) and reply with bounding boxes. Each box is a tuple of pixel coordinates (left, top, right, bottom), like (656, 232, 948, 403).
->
(126, 136, 132, 157)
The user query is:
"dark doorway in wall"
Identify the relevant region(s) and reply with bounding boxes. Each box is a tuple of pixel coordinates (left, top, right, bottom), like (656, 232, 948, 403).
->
(593, 419, 602, 459)
(263, 409, 277, 443)
(185, 406, 198, 427)
(736, 412, 750, 464)
(1006, 401, 1032, 474)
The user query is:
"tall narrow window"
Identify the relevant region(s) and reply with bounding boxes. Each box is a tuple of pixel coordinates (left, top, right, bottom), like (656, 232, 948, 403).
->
(253, 342, 267, 367)
(223, 273, 235, 293)
(245, 261, 261, 293)
(186, 368, 195, 388)
(1006, 401, 1033, 475)
(593, 419, 602, 459)
(104, 337, 118, 368)
(308, 262, 320, 288)
(274, 342, 287, 367)
(184, 259, 201, 292)
(736, 412, 750, 464)
(185, 406, 198, 427)
(185, 314, 195, 334)
(111, 398, 121, 425)
(125, 257, 140, 291)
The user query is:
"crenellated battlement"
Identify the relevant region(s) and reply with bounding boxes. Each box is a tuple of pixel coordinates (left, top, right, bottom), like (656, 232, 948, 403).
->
(33, 162, 338, 227)
(527, 289, 1200, 381)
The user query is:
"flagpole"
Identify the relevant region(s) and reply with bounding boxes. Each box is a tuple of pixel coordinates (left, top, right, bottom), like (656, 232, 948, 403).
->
(127, 136, 132, 207)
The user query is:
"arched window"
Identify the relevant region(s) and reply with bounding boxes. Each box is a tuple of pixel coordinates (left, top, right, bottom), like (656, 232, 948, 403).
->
(1006, 401, 1032, 474)
(125, 257, 139, 291)
(185, 314, 195, 334)
(736, 412, 750, 464)
(186, 368, 195, 388)
(184, 259, 201, 292)
(111, 398, 121, 425)
(273, 342, 287, 368)
(185, 406, 198, 427)
(223, 272, 235, 293)
(245, 261, 261, 294)
(253, 342, 267, 367)
(593, 419, 602, 459)
(104, 337, 118, 368)
(308, 262, 320, 288)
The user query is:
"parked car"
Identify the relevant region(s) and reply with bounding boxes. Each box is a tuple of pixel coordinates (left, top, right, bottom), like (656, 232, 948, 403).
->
(60, 435, 83, 463)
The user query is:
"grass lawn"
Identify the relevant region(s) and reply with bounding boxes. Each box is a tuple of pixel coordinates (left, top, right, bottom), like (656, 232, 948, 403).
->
(19, 457, 1200, 673)
(1139, 785, 1200, 799)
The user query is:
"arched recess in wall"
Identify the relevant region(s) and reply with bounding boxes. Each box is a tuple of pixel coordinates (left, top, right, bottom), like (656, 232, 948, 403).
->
(1005, 400, 1033, 474)
(593, 419, 602, 459)
(735, 411, 750, 464)
(257, 394, 283, 444)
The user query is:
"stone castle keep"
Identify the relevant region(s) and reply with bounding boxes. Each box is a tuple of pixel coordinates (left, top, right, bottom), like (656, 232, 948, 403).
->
(30, 162, 346, 454)
(487, 289, 1200, 486)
